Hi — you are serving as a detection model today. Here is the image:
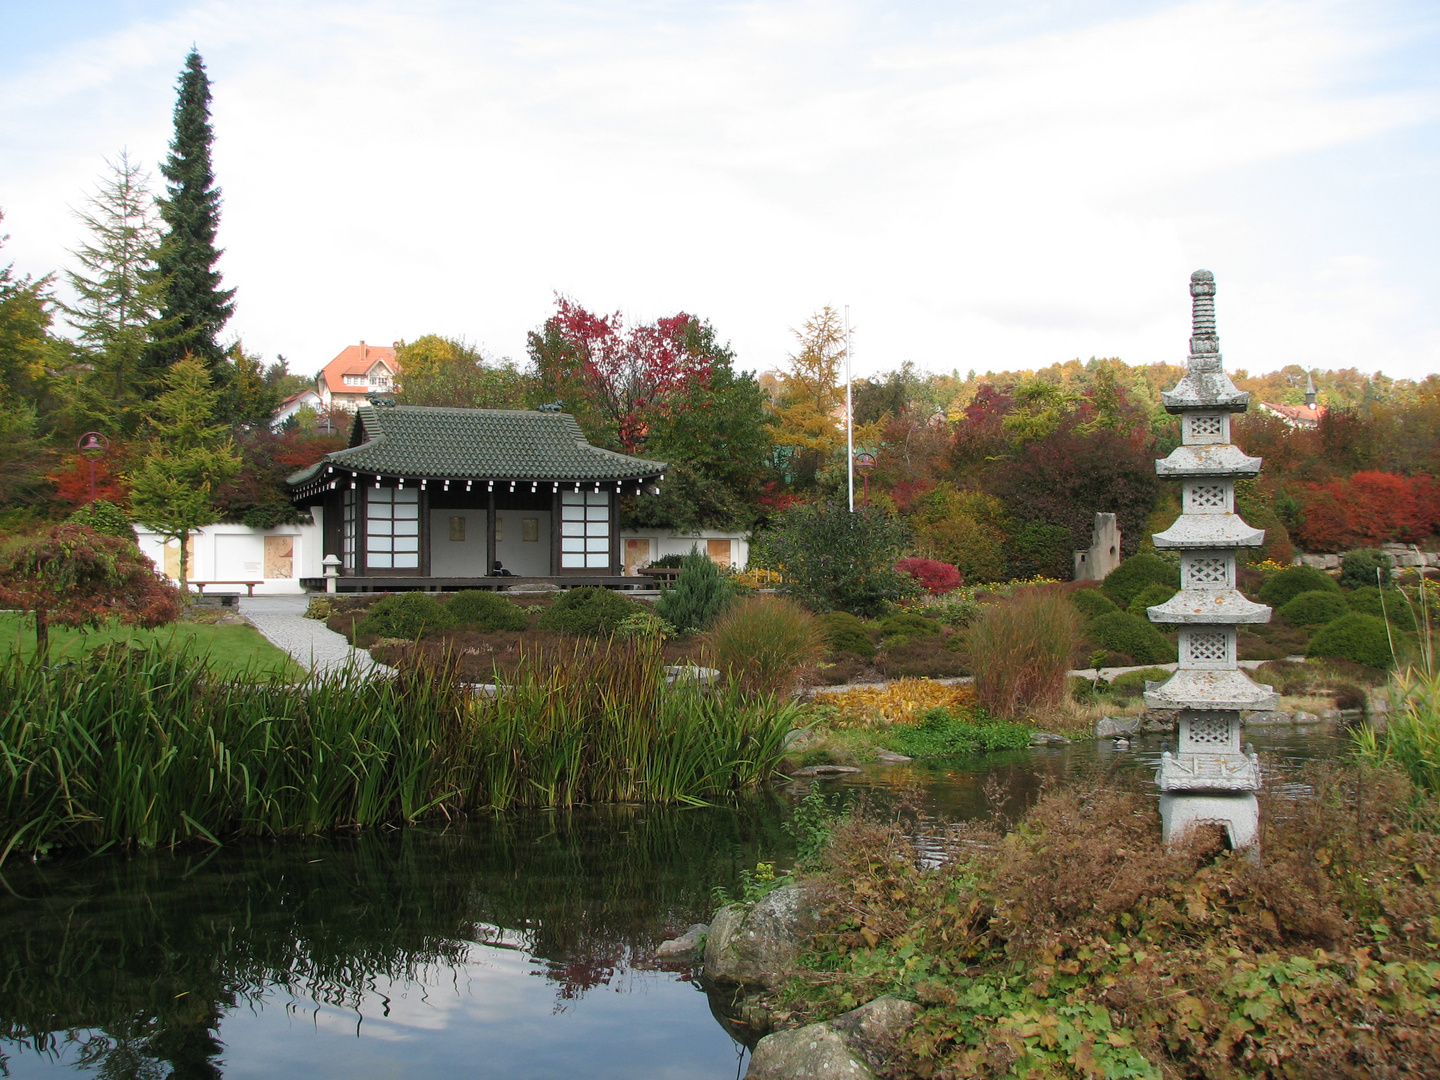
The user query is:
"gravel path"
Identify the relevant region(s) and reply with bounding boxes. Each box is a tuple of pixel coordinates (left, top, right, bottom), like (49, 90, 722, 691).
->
(239, 595, 388, 679)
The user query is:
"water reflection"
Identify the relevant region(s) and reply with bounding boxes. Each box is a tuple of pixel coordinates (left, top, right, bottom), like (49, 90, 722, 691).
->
(0, 803, 787, 1080)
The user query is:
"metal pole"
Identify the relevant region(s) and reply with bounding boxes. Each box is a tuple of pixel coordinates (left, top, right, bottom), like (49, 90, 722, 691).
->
(845, 305, 854, 512)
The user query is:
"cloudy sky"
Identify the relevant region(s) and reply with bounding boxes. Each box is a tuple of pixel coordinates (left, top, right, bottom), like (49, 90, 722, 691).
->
(1, 0, 1436, 382)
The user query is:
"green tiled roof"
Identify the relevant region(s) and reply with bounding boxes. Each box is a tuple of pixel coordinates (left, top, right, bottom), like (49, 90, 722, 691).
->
(287, 405, 666, 486)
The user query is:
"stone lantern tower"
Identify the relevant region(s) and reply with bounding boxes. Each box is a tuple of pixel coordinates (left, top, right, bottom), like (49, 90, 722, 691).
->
(1145, 270, 1278, 851)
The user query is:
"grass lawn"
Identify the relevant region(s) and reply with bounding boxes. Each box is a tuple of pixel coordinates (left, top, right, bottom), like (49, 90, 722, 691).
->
(0, 612, 305, 681)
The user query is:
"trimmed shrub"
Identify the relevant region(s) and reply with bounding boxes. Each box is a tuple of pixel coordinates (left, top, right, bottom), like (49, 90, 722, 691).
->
(1109, 667, 1175, 699)
(355, 593, 455, 639)
(655, 550, 735, 634)
(1127, 583, 1178, 619)
(816, 612, 876, 659)
(536, 586, 641, 636)
(965, 590, 1080, 719)
(1276, 589, 1349, 627)
(65, 499, 135, 540)
(1101, 554, 1180, 608)
(1305, 613, 1393, 669)
(615, 611, 676, 639)
(1086, 612, 1177, 665)
(878, 613, 943, 639)
(1346, 586, 1417, 631)
(709, 595, 824, 698)
(1339, 548, 1395, 590)
(1258, 565, 1339, 607)
(1069, 588, 1120, 621)
(895, 557, 962, 595)
(444, 590, 530, 632)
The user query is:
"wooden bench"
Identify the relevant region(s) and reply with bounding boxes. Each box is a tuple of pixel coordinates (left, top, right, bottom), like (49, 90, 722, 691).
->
(637, 567, 681, 585)
(189, 580, 265, 596)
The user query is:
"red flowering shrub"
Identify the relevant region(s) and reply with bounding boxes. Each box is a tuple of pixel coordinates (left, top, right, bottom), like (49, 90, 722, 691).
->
(1293, 471, 1440, 551)
(896, 557, 962, 595)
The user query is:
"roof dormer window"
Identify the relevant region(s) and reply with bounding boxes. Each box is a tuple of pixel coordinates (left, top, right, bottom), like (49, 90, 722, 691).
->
(344, 374, 367, 386)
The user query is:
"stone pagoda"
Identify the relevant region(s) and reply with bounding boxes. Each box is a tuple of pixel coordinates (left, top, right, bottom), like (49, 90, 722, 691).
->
(1145, 270, 1277, 852)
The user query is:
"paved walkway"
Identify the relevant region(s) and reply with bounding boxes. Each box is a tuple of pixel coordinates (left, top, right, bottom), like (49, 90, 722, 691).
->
(239, 595, 388, 679)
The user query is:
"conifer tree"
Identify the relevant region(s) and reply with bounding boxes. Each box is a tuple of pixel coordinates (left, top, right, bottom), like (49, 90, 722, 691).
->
(127, 357, 241, 595)
(62, 151, 166, 425)
(145, 49, 234, 380)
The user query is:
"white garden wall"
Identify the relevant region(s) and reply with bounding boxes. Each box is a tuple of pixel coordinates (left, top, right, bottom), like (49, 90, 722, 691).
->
(133, 511, 322, 595)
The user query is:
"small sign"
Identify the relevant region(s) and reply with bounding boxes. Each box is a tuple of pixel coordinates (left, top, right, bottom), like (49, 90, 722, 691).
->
(449, 516, 466, 542)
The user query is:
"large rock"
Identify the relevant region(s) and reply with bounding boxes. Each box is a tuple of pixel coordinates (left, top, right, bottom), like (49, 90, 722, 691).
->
(705, 885, 809, 988)
(655, 923, 708, 958)
(1095, 715, 1140, 738)
(746, 996, 920, 1079)
(746, 1025, 874, 1080)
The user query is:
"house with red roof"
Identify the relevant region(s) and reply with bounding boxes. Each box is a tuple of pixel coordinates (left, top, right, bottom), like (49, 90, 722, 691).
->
(316, 341, 401, 412)
(1257, 374, 1327, 430)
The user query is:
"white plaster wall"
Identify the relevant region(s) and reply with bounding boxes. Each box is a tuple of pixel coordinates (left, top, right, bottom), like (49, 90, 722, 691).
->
(619, 529, 750, 571)
(132, 518, 320, 595)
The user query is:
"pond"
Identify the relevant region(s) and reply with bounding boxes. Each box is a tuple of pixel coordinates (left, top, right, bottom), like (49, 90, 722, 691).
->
(0, 723, 1353, 1080)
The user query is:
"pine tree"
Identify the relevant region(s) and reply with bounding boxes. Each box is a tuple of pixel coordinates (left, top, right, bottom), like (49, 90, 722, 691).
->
(145, 49, 234, 380)
(127, 357, 241, 595)
(62, 151, 166, 425)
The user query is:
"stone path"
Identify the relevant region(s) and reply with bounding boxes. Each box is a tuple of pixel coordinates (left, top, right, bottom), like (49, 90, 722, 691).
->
(239, 595, 388, 679)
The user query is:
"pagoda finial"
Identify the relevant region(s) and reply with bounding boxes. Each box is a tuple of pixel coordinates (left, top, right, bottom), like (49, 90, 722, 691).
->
(1189, 270, 1217, 358)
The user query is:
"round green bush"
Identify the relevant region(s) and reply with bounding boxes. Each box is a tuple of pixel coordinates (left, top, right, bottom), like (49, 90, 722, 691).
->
(1101, 554, 1180, 608)
(1126, 583, 1178, 619)
(1339, 548, 1395, 591)
(816, 612, 876, 659)
(1257, 565, 1339, 607)
(878, 613, 942, 639)
(1108, 666, 1174, 699)
(1086, 612, 1178, 665)
(536, 586, 641, 636)
(1276, 589, 1349, 627)
(1069, 588, 1119, 620)
(355, 593, 455, 639)
(1305, 613, 1393, 669)
(445, 590, 530, 633)
(1346, 586, 1416, 631)
(66, 499, 136, 540)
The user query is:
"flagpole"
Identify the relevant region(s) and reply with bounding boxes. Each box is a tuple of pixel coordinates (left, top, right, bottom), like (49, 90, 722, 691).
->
(845, 305, 854, 512)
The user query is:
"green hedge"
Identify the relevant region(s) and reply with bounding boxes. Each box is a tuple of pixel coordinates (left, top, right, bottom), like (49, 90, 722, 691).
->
(816, 612, 876, 658)
(1258, 565, 1339, 607)
(536, 587, 641, 636)
(1086, 612, 1177, 665)
(1102, 554, 1180, 608)
(445, 590, 530, 633)
(1070, 588, 1120, 620)
(355, 593, 455, 639)
(1276, 589, 1349, 627)
(1305, 613, 1393, 669)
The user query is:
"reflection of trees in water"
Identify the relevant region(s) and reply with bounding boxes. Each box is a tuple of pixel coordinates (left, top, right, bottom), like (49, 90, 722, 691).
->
(0, 800, 789, 1078)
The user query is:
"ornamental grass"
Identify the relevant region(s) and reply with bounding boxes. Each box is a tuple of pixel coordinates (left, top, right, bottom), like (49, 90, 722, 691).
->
(965, 588, 1080, 720)
(0, 637, 799, 862)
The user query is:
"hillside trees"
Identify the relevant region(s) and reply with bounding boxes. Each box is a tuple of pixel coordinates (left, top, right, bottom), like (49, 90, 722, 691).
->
(145, 50, 234, 379)
(0, 211, 55, 406)
(396, 334, 529, 409)
(769, 306, 847, 490)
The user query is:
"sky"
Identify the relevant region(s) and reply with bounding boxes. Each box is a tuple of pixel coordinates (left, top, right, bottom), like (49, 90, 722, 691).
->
(1, 0, 1437, 383)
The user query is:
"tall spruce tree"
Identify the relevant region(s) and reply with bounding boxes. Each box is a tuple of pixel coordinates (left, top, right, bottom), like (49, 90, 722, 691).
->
(145, 49, 234, 381)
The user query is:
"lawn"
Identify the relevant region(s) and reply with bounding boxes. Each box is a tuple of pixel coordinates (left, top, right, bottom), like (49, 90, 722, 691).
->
(0, 612, 305, 681)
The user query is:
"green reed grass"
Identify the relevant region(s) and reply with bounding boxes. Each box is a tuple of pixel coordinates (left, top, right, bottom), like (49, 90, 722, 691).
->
(0, 637, 799, 862)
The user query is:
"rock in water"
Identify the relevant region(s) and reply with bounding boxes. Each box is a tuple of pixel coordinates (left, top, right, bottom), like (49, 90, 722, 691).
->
(828, 995, 921, 1066)
(1094, 715, 1141, 738)
(654, 923, 708, 958)
(873, 749, 912, 763)
(1030, 732, 1070, 745)
(792, 765, 862, 777)
(705, 885, 808, 988)
(746, 1025, 874, 1080)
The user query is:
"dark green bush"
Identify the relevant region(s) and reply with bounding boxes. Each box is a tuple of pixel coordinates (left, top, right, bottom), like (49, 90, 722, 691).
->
(1258, 565, 1339, 607)
(1101, 554, 1180, 608)
(655, 551, 735, 633)
(1126, 583, 1178, 619)
(1108, 667, 1175, 699)
(878, 613, 942, 639)
(1277, 589, 1350, 627)
(355, 593, 455, 639)
(648, 552, 686, 569)
(66, 499, 135, 540)
(1086, 612, 1177, 665)
(815, 612, 876, 658)
(1305, 613, 1393, 669)
(1346, 586, 1417, 631)
(1339, 548, 1395, 590)
(1069, 588, 1119, 620)
(536, 586, 641, 636)
(444, 590, 530, 633)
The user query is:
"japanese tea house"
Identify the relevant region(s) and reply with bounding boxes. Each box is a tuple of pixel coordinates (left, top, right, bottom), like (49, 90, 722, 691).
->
(288, 401, 666, 590)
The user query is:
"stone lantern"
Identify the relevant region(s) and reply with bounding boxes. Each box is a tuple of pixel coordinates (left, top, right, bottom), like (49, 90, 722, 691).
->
(1145, 270, 1277, 852)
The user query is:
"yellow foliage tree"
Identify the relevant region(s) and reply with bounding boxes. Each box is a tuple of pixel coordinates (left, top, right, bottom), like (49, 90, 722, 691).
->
(770, 306, 847, 489)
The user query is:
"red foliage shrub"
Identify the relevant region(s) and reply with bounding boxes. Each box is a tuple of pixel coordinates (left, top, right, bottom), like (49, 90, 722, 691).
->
(1293, 470, 1440, 550)
(895, 556, 961, 594)
(47, 449, 131, 509)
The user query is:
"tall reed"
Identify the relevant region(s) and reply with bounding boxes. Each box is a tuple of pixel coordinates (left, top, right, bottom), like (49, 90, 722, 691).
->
(964, 588, 1079, 719)
(0, 638, 799, 861)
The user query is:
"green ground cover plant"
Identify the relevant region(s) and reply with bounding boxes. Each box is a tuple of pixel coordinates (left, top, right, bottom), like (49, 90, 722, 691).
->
(878, 613, 943, 639)
(1339, 548, 1395, 590)
(1107, 666, 1176, 699)
(0, 612, 302, 680)
(778, 763, 1440, 1078)
(535, 585, 641, 635)
(1347, 585, 1418, 631)
(1126, 582, 1177, 618)
(885, 707, 1033, 758)
(0, 637, 798, 861)
(815, 612, 876, 659)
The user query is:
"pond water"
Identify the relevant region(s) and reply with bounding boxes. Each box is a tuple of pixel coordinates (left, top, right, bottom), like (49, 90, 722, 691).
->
(0, 724, 1353, 1080)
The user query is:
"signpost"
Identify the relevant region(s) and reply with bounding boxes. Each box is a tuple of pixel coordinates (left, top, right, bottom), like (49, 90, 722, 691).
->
(854, 451, 876, 509)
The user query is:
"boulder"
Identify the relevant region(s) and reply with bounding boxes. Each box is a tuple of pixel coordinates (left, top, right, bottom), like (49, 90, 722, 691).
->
(792, 765, 862, 777)
(655, 923, 708, 958)
(1030, 732, 1070, 745)
(504, 582, 560, 593)
(705, 885, 809, 988)
(1292, 710, 1321, 724)
(873, 749, 912, 763)
(1244, 711, 1293, 724)
(1094, 715, 1141, 738)
(1141, 710, 1180, 732)
(746, 1025, 874, 1080)
(828, 995, 920, 1066)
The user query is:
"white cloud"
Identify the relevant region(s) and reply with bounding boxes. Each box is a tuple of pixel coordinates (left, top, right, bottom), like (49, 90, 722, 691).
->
(1, 0, 1436, 380)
